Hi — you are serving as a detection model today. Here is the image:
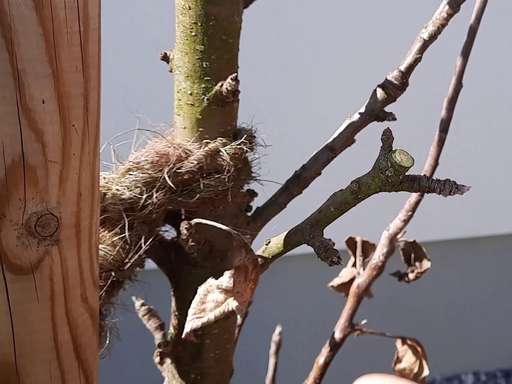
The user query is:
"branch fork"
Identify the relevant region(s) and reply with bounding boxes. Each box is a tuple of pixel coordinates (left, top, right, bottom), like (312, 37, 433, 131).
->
(258, 128, 468, 263)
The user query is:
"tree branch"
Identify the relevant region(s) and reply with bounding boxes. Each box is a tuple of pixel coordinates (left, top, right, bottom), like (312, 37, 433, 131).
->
(243, 0, 257, 10)
(304, 1, 488, 382)
(257, 129, 468, 265)
(265, 324, 283, 384)
(390, 175, 470, 196)
(352, 326, 411, 340)
(133, 297, 175, 383)
(173, 0, 243, 140)
(250, 0, 467, 232)
(133, 296, 168, 348)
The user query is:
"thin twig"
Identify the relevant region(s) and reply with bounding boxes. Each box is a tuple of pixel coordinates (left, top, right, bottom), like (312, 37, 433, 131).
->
(265, 324, 283, 384)
(353, 326, 408, 340)
(132, 296, 175, 381)
(304, 1, 488, 382)
(250, 0, 467, 232)
(132, 296, 168, 348)
(234, 300, 252, 346)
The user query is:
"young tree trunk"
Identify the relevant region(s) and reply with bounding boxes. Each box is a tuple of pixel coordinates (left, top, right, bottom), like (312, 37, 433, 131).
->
(158, 1, 245, 383)
(0, 2, 100, 383)
(174, 0, 243, 140)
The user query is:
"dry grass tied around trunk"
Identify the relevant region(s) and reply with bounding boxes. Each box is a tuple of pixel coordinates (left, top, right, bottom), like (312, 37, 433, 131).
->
(98, 127, 258, 347)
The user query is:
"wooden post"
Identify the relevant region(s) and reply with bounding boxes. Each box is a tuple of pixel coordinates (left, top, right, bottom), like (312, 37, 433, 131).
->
(0, 1, 100, 383)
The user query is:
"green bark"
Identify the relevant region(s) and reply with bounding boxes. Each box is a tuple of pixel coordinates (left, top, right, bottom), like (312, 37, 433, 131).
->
(258, 143, 415, 261)
(174, 0, 243, 140)
(162, 2, 245, 382)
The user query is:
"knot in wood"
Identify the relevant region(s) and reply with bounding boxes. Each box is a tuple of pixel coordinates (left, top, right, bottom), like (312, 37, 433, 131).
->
(26, 210, 60, 240)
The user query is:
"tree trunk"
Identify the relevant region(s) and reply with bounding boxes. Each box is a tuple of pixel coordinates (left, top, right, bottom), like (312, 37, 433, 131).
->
(160, 1, 245, 383)
(174, 0, 243, 140)
(0, 1, 100, 383)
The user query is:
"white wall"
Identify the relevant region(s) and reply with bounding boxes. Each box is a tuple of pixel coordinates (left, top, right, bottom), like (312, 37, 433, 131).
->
(99, 234, 512, 383)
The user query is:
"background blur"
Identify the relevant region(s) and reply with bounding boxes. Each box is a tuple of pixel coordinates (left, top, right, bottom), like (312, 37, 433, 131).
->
(99, 1, 512, 383)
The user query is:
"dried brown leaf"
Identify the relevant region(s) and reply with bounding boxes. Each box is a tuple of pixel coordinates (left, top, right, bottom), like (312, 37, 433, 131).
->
(182, 219, 260, 340)
(392, 337, 430, 382)
(328, 236, 375, 297)
(391, 240, 431, 283)
(328, 267, 358, 296)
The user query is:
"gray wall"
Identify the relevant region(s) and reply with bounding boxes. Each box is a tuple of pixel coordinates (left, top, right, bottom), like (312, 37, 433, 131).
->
(101, 0, 512, 249)
(99, 234, 512, 383)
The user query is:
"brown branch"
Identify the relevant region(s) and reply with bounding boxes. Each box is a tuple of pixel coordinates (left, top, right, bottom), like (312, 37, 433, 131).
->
(234, 299, 252, 346)
(160, 49, 175, 73)
(257, 129, 469, 265)
(243, 0, 257, 9)
(250, 0, 467, 232)
(132, 296, 176, 381)
(387, 175, 470, 196)
(304, 1, 488, 382)
(265, 324, 283, 384)
(132, 296, 168, 348)
(353, 326, 409, 340)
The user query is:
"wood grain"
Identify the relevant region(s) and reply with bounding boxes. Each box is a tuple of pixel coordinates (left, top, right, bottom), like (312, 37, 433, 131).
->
(0, 1, 100, 383)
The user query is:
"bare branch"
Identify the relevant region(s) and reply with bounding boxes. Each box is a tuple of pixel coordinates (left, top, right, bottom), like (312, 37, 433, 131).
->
(353, 326, 411, 340)
(132, 296, 168, 348)
(306, 234, 340, 267)
(265, 324, 283, 384)
(387, 175, 470, 196)
(243, 0, 257, 9)
(257, 129, 468, 265)
(250, 0, 467, 231)
(234, 300, 252, 346)
(133, 296, 176, 382)
(304, 1, 488, 382)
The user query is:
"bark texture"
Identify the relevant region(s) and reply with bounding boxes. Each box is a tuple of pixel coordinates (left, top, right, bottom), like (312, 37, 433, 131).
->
(152, 1, 247, 383)
(174, 0, 243, 140)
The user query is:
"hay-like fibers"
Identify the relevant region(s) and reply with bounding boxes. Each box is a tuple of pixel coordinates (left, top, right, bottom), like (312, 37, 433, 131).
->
(99, 129, 256, 345)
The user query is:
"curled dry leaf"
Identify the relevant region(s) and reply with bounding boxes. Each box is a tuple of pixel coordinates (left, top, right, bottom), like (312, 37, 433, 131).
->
(392, 337, 430, 383)
(182, 219, 260, 340)
(391, 240, 431, 283)
(328, 236, 375, 297)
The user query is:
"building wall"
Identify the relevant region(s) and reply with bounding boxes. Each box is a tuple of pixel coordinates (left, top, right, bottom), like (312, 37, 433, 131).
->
(99, 234, 512, 383)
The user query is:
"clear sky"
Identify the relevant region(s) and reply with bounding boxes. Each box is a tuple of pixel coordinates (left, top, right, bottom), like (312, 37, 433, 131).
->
(101, 0, 511, 252)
